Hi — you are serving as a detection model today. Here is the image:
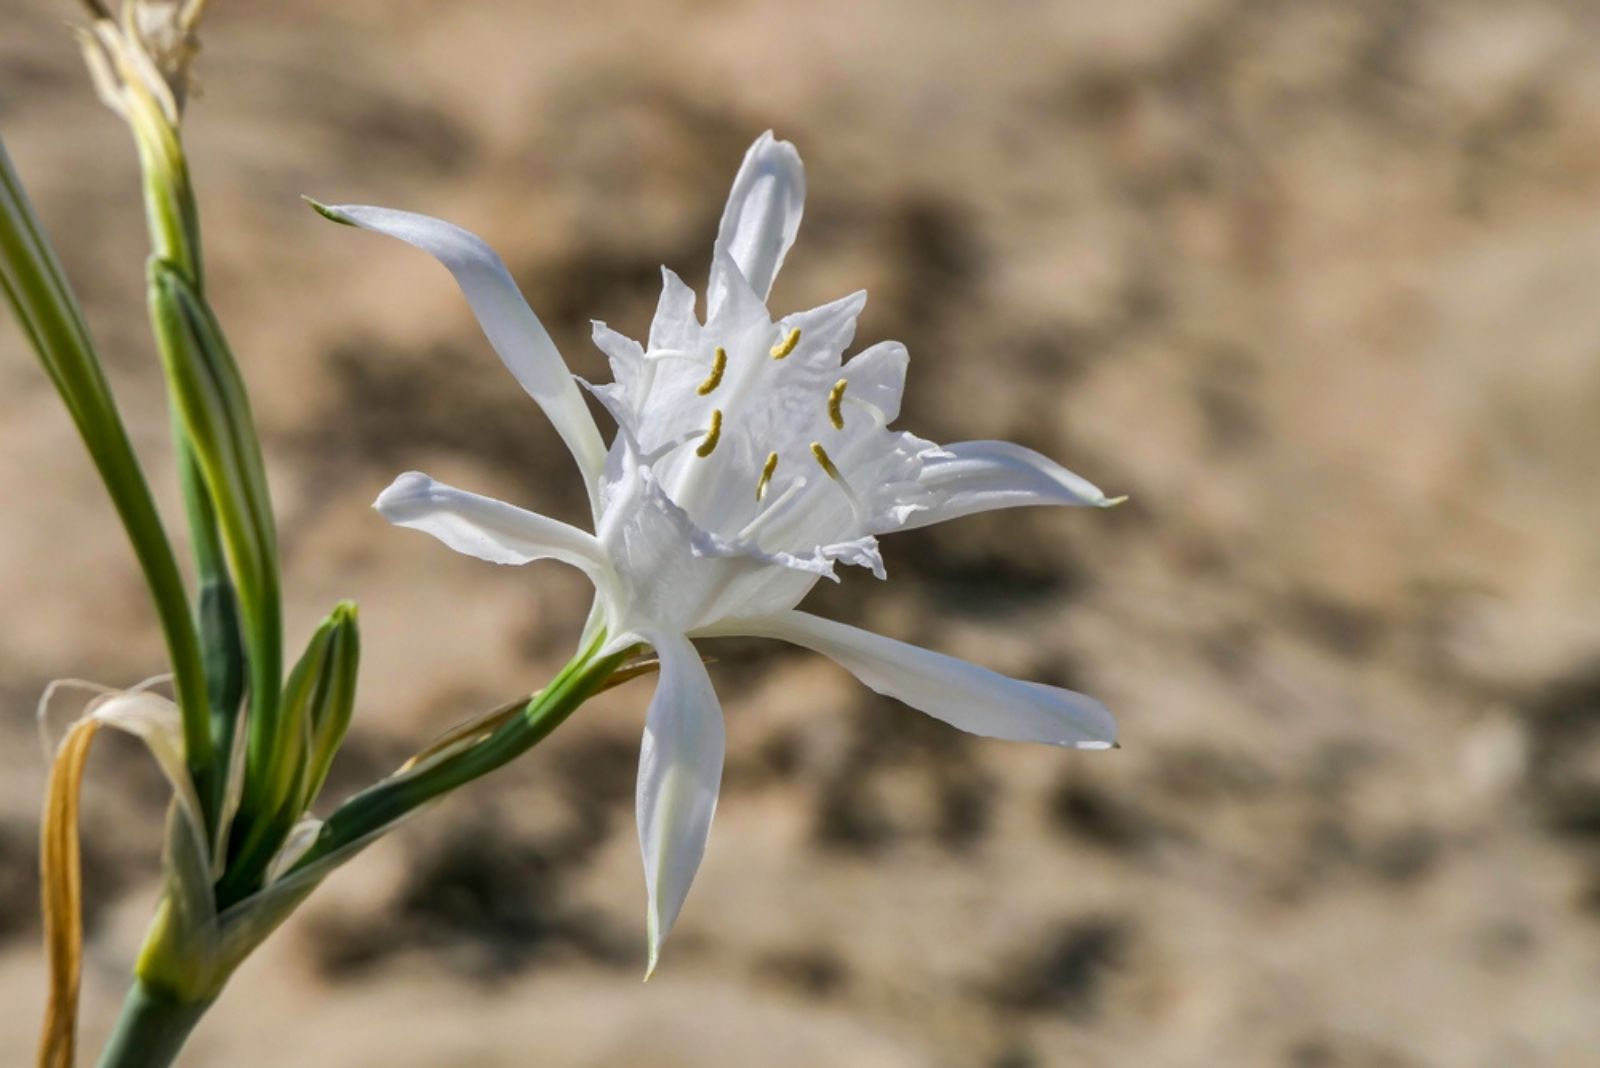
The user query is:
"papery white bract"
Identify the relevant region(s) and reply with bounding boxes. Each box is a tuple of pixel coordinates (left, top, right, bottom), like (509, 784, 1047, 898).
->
(321, 131, 1122, 975)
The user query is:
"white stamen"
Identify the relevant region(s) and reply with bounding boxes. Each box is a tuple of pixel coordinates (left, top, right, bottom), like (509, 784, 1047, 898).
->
(810, 441, 866, 523)
(642, 429, 709, 465)
(736, 477, 808, 542)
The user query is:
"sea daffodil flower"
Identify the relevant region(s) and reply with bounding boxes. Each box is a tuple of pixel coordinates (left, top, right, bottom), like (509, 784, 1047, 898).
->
(316, 132, 1122, 973)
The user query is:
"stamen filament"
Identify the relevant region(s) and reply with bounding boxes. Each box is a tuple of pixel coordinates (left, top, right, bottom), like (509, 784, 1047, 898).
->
(737, 477, 807, 541)
(770, 327, 801, 359)
(695, 409, 723, 457)
(827, 379, 848, 429)
(811, 440, 866, 522)
(641, 429, 705, 466)
(697, 346, 727, 395)
(756, 451, 779, 501)
(643, 347, 698, 365)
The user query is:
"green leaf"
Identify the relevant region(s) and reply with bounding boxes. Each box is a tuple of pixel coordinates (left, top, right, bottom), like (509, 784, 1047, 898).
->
(179, 437, 247, 809)
(146, 258, 282, 826)
(0, 136, 212, 782)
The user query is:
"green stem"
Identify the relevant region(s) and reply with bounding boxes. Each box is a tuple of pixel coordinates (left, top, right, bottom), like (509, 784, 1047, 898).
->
(94, 980, 210, 1068)
(284, 640, 629, 883)
(105, 640, 629, 1066)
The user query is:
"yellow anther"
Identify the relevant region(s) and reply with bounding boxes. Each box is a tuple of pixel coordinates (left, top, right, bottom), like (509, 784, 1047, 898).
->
(827, 379, 848, 430)
(756, 451, 780, 501)
(695, 409, 723, 457)
(697, 346, 727, 395)
(810, 441, 842, 481)
(770, 327, 801, 359)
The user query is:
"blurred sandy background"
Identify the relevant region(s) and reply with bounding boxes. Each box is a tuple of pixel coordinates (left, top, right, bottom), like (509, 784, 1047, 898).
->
(4, 0, 1600, 1064)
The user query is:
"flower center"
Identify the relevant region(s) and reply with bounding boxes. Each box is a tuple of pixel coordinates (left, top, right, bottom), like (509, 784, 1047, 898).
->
(680, 326, 862, 512)
(638, 317, 890, 560)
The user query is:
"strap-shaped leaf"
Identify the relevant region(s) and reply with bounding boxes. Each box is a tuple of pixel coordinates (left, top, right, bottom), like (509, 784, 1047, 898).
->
(0, 137, 210, 773)
(147, 258, 284, 824)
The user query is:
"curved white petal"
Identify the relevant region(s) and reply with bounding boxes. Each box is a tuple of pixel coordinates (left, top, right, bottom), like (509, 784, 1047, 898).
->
(897, 440, 1121, 531)
(710, 610, 1116, 749)
(714, 131, 805, 301)
(636, 629, 724, 977)
(374, 471, 608, 581)
(315, 202, 607, 505)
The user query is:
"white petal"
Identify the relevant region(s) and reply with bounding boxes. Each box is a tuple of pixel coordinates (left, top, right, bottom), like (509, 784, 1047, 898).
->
(591, 320, 645, 378)
(776, 289, 866, 374)
(706, 245, 770, 328)
(648, 267, 701, 353)
(897, 440, 1120, 531)
(636, 629, 724, 976)
(710, 611, 1116, 749)
(374, 471, 608, 580)
(590, 320, 646, 413)
(841, 340, 909, 424)
(714, 131, 805, 301)
(315, 203, 608, 502)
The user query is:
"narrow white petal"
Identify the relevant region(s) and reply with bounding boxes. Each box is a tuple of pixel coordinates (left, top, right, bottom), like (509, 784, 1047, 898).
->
(374, 471, 608, 580)
(636, 630, 724, 977)
(711, 611, 1116, 749)
(713, 131, 805, 301)
(897, 440, 1120, 531)
(315, 203, 608, 500)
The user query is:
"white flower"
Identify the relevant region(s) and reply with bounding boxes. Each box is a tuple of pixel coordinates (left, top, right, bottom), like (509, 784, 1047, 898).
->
(319, 132, 1122, 974)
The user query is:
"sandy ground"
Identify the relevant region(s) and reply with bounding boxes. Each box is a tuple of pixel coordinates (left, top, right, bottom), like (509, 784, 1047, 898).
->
(3, 1, 1600, 1065)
